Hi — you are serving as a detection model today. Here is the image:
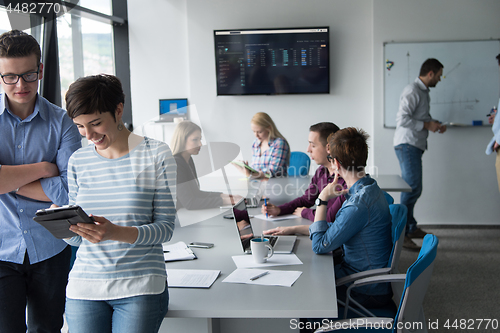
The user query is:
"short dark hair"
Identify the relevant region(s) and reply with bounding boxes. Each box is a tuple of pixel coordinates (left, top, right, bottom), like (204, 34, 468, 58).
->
(419, 58, 443, 77)
(0, 30, 41, 65)
(65, 74, 125, 120)
(327, 127, 369, 172)
(309, 122, 340, 146)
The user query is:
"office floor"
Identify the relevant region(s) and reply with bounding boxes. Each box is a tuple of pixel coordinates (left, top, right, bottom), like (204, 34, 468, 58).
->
(401, 226, 500, 333)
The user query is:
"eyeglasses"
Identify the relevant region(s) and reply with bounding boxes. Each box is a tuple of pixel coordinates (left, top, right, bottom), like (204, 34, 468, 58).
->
(0, 66, 40, 85)
(327, 154, 342, 165)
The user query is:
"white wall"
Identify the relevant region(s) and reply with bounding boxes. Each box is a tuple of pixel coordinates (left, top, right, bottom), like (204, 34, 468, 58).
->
(129, 0, 374, 170)
(372, 0, 500, 224)
(128, 0, 500, 225)
(128, 0, 189, 127)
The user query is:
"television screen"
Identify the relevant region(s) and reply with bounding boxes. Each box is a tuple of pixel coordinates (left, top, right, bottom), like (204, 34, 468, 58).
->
(214, 27, 329, 96)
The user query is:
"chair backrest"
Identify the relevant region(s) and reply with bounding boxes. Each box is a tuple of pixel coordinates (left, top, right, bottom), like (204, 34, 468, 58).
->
(287, 151, 311, 176)
(383, 191, 394, 205)
(394, 234, 438, 332)
(388, 204, 407, 274)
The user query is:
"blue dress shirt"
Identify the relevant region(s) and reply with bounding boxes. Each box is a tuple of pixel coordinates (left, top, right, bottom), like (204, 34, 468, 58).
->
(0, 93, 81, 264)
(309, 175, 392, 296)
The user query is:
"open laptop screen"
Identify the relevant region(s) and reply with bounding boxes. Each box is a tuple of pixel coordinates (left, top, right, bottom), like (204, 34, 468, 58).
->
(232, 199, 253, 252)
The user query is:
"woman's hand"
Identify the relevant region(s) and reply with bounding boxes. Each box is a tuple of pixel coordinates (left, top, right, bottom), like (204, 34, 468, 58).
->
(319, 173, 348, 201)
(249, 170, 269, 180)
(70, 215, 138, 244)
(232, 160, 252, 177)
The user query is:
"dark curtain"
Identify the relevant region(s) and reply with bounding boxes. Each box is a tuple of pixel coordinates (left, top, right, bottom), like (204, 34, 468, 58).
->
(40, 11, 61, 107)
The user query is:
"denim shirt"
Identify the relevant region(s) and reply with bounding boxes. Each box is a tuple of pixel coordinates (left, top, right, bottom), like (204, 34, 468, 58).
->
(309, 175, 392, 295)
(0, 93, 81, 264)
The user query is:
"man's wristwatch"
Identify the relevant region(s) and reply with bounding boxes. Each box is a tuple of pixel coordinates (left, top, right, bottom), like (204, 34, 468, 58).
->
(315, 198, 328, 207)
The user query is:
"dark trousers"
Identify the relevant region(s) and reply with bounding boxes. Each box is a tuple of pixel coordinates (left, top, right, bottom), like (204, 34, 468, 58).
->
(0, 246, 71, 333)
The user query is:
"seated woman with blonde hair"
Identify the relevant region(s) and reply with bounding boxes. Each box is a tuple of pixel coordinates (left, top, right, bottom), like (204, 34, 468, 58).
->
(171, 121, 240, 209)
(234, 112, 290, 179)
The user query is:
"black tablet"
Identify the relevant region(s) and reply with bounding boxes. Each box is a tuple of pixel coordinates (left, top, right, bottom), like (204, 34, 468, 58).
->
(33, 205, 94, 239)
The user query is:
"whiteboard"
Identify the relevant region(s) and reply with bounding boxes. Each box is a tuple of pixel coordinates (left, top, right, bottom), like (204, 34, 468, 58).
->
(384, 40, 500, 128)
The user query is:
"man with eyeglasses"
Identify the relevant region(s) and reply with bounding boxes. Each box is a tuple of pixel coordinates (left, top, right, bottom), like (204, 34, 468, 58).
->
(0, 30, 81, 332)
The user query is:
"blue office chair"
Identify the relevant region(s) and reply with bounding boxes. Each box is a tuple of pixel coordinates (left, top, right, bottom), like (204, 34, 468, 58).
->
(383, 191, 394, 205)
(315, 234, 439, 332)
(335, 204, 407, 289)
(287, 151, 310, 176)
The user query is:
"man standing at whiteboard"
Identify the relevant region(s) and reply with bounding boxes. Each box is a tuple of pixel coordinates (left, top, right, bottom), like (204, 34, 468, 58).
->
(485, 53, 500, 192)
(393, 58, 446, 250)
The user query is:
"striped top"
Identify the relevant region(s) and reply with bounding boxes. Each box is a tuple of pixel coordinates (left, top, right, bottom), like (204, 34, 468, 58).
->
(64, 137, 176, 300)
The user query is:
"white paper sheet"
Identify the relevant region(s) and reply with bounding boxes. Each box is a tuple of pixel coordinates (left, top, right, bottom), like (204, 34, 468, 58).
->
(232, 253, 303, 268)
(253, 214, 300, 221)
(167, 269, 220, 288)
(222, 269, 302, 287)
(162, 241, 196, 261)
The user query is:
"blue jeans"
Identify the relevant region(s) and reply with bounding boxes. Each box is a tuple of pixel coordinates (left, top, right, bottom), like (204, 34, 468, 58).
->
(394, 144, 424, 234)
(0, 246, 71, 333)
(65, 286, 169, 333)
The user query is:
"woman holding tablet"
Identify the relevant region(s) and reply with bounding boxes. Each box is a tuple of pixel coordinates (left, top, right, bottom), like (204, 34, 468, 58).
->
(171, 121, 240, 209)
(234, 112, 290, 178)
(62, 74, 176, 333)
(309, 127, 393, 308)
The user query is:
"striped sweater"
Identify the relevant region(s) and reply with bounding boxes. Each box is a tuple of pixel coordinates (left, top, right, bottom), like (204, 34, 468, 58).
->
(64, 137, 176, 300)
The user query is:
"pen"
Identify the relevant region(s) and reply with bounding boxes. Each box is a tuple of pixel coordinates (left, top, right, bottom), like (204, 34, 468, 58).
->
(250, 271, 269, 281)
(264, 198, 268, 218)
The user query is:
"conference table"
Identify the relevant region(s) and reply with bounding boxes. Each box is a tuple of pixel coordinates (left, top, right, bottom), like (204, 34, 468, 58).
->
(162, 209, 336, 332)
(160, 174, 410, 333)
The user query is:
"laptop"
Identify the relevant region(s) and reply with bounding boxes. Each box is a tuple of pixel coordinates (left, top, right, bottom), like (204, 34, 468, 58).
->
(245, 179, 266, 208)
(231, 198, 297, 254)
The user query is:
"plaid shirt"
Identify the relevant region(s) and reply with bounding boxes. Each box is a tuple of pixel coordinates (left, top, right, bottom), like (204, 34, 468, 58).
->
(250, 137, 289, 177)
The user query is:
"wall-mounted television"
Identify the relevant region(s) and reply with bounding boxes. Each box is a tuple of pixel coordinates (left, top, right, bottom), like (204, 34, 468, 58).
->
(214, 27, 329, 96)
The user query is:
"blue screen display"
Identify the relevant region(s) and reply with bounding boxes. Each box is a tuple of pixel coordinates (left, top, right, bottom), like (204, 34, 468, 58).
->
(159, 99, 188, 115)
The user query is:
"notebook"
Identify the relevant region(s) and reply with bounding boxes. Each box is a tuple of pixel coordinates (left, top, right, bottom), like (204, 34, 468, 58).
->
(231, 198, 297, 254)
